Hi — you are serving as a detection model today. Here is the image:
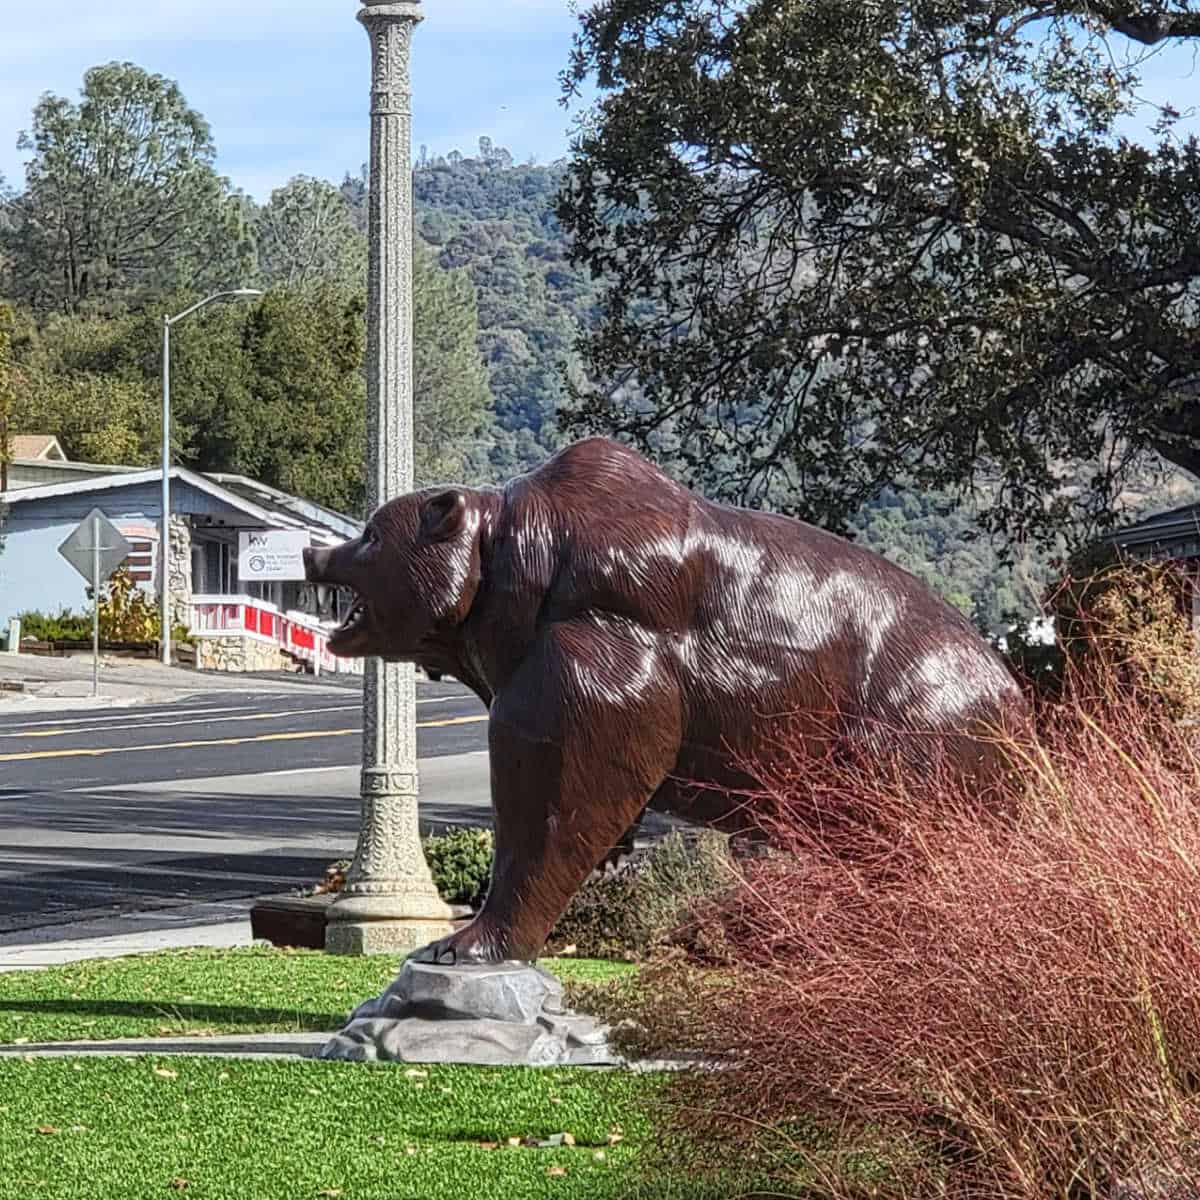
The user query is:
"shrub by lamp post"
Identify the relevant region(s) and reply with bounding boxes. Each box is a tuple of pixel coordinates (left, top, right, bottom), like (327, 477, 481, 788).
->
(160, 288, 262, 666)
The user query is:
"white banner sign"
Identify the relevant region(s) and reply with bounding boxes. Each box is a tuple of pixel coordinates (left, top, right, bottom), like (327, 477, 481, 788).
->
(238, 529, 310, 581)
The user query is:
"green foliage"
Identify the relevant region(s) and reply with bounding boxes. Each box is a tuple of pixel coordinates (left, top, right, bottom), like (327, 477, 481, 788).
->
(98, 566, 160, 642)
(222, 286, 368, 514)
(0, 304, 13, 461)
(0, 62, 253, 315)
(559, 1, 1200, 547)
(1035, 547, 1200, 720)
(0, 303, 13, 556)
(423, 827, 495, 907)
(550, 832, 734, 961)
(255, 175, 367, 292)
(16, 608, 92, 641)
(411, 148, 602, 479)
(413, 241, 494, 485)
(420, 827, 735, 961)
(849, 486, 1054, 631)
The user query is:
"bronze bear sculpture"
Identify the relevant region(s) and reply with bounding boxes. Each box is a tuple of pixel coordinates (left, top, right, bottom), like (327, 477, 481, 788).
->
(304, 437, 1025, 965)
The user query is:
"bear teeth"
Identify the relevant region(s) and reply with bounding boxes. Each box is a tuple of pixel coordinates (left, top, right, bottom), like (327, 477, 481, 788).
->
(339, 597, 367, 633)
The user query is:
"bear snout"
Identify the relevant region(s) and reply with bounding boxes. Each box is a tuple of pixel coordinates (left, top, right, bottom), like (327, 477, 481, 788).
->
(303, 545, 332, 582)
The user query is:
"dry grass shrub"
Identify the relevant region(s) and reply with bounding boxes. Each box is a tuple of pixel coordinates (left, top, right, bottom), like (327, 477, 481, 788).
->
(1008, 547, 1200, 723)
(631, 691, 1200, 1199)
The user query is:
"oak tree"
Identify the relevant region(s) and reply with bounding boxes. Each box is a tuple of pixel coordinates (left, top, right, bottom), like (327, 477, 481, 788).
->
(559, 1, 1200, 543)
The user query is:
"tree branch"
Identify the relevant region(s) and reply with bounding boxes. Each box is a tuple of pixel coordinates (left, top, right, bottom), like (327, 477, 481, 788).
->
(1090, 5, 1200, 45)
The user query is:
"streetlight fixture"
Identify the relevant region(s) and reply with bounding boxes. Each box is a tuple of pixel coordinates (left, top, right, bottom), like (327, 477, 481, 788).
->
(160, 288, 263, 665)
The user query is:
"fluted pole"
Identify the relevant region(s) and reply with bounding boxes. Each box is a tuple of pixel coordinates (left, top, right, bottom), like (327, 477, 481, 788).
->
(326, 0, 454, 955)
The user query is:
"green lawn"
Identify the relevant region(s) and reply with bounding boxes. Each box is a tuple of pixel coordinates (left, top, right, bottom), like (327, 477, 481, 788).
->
(0, 1056, 717, 1200)
(0, 949, 759, 1199)
(0, 947, 635, 1045)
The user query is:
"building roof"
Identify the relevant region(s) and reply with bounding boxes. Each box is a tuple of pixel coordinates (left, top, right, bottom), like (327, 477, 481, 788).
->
(1103, 502, 1200, 555)
(9, 434, 66, 462)
(1, 467, 361, 547)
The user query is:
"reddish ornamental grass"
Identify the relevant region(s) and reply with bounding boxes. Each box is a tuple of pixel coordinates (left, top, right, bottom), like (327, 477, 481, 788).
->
(654, 691, 1200, 1199)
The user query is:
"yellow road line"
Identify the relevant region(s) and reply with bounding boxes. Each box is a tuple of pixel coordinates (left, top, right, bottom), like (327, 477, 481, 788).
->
(0, 714, 488, 763)
(0, 704, 365, 740)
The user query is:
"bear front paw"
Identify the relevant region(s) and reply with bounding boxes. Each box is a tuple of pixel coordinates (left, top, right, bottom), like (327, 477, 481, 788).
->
(409, 921, 515, 966)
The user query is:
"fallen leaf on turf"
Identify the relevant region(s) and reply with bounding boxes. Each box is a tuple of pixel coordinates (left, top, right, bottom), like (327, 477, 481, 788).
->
(317, 1190, 342, 1197)
(536, 1133, 577, 1149)
(153, 1067, 178, 1080)
(169, 1179, 189, 1191)
(607, 1127, 624, 1145)
(594, 1151, 606, 1162)
(546, 1167, 567, 1178)
(35, 1126, 59, 1136)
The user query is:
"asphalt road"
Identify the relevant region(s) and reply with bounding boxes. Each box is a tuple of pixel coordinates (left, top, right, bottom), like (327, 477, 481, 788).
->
(0, 679, 487, 791)
(0, 681, 492, 934)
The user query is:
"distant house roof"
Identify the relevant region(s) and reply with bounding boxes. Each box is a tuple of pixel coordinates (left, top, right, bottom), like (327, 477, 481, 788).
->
(2, 466, 361, 546)
(1103, 502, 1200, 557)
(9, 434, 66, 462)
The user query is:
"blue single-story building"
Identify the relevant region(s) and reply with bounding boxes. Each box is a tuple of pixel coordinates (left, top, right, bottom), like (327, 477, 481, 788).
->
(1, 452, 363, 672)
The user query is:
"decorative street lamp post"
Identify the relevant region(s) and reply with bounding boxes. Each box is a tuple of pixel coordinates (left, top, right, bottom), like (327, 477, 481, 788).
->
(325, 0, 454, 954)
(160, 288, 261, 666)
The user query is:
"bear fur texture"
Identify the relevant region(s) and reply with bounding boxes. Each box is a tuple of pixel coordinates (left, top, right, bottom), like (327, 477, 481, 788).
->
(304, 437, 1026, 965)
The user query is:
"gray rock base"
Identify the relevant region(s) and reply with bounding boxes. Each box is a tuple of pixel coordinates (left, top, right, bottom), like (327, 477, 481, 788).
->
(319, 960, 621, 1067)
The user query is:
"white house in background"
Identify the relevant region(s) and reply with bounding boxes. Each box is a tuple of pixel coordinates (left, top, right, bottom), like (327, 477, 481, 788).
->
(0, 447, 363, 674)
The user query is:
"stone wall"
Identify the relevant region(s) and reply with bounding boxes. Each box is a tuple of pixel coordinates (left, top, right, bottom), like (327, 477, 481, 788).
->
(168, 515, 192, 631)
(195, 634, 295, 674)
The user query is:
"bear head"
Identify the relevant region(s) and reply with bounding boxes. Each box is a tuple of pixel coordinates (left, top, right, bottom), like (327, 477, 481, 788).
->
(302, 487, 485, 660)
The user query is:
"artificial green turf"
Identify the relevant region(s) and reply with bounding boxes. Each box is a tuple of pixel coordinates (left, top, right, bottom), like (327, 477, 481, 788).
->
(0, 948, 636, 1045)
(0, 1057, 720, 1200)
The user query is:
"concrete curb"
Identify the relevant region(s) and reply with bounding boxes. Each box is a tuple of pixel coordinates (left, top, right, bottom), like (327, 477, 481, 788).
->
(0, 1033, 330, 1060)
(0, 1033, 698, 1071)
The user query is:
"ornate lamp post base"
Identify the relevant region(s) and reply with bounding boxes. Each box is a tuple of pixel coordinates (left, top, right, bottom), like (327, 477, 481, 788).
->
(326, 762, 453, 956)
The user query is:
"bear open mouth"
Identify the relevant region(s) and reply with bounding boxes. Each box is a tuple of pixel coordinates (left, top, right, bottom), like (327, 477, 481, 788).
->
(334, 593, 370, 639)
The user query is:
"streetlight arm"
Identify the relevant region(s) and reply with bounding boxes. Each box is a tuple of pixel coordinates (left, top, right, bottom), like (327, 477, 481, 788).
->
(159, 286, 261, 667)
(166, 288, 263, 326)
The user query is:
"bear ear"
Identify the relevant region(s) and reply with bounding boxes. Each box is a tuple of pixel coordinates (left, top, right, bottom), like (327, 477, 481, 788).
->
(419, 489, 468, 542)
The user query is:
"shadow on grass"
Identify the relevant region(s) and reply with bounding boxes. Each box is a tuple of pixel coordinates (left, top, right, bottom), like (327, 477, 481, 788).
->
(0, 998, 346, 1029)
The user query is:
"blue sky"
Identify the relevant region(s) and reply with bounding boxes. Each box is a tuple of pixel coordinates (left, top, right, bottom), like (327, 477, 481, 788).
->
(0, 0, 586, 203)
(0, 2, 1196, 205)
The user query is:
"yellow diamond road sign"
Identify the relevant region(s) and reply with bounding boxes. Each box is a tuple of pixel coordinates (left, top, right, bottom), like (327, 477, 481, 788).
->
(58, 508, 133, 585)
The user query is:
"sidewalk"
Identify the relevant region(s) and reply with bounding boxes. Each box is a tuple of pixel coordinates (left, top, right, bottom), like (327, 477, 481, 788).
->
(0, 898, 254, 972)
(0, 650, 356, 713)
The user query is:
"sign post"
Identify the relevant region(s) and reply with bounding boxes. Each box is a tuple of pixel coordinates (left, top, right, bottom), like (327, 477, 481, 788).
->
(58, 509, 132, 696)
(92, 513, 100, 696)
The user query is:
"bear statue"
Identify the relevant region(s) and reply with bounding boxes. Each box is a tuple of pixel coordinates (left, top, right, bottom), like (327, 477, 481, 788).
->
(303, 437, 1026, 965)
